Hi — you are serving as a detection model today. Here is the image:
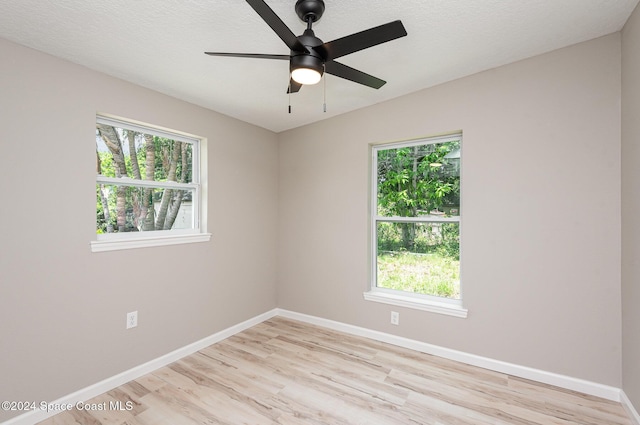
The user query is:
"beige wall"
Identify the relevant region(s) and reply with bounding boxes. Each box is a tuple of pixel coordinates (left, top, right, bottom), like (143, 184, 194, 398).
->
(278, 34, 622, 386)
(0, 38, 279, 422)
(622, 2, 640, 411)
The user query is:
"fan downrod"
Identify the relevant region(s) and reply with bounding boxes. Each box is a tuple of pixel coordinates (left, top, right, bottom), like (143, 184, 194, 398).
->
(295, 0, 325, 23)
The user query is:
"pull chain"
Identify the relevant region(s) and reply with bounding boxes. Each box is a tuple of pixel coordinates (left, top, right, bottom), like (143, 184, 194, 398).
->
(288, 80, 292, 114)
(323, 72, 327, 113)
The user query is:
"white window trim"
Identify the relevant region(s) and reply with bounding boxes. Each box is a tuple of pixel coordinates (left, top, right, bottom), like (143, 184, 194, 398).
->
(366, 133, 466, 318)
(91, 232, 210, 252)
(92, 114, 211, 252)
(363, 290, 468, 318)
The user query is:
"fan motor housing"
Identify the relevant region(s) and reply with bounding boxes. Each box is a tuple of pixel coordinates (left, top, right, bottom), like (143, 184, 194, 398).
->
(290, 28, 325, 76)
(295, 0, 325, 23)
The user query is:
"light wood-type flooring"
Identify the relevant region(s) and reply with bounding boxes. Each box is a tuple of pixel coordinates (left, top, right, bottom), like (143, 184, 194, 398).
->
(38, 317, 633, 425)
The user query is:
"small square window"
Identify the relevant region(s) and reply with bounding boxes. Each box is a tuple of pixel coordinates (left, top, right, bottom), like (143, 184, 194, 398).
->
(92, 115, 210, 252)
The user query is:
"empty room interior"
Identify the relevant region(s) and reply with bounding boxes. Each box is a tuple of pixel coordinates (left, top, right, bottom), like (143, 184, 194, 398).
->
(1, 0, 640, 424)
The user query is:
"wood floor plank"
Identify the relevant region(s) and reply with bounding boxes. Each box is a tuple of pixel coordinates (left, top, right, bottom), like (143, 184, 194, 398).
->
(42, 411, 84, 425)
(36, 317, 633, 425)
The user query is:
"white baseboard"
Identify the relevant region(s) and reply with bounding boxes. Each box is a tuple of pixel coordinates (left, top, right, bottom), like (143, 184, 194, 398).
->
(3, 307, 632, 425)
(275, 308, 623, 402)
(622, 390, 640, 425)
(2, 309, 279, 425)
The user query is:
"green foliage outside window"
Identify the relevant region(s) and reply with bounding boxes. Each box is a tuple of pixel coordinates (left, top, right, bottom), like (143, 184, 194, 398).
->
(375, 139, 461, 299)
(376, 140, 460, 256)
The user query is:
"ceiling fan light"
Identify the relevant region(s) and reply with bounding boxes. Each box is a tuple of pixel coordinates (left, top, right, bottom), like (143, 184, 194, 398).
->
(291, 67, 322, 85)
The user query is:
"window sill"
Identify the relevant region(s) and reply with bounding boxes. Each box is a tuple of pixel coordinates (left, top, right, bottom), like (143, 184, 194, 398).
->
(91, 233, 211, 252)
(363, 290, 468, 318)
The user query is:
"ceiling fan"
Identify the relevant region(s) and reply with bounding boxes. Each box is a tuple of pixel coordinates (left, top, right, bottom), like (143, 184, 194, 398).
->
(205, 0, 408, 93)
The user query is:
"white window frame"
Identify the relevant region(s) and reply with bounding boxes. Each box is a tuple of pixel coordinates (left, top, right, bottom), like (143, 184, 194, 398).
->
(91, 114, 211, 252)
(364, 133, 467, 318)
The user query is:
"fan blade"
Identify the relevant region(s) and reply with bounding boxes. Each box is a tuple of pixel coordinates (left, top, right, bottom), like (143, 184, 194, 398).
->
(325, 61, 386, 89)
(287, 78, 302, 94)
(246, 0, 307, 52)
(205, 52, 290, 60)
(317, 20, 407, 61)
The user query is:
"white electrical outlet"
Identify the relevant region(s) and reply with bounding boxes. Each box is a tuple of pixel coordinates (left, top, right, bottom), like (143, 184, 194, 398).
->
(126, 311, 138, 329)
(391, 311, 399, 325)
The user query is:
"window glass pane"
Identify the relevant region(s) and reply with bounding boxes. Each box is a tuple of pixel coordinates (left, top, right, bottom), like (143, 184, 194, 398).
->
(376, 140, 460, 218)
(377, 222, 460, 299)
(96, 125, 193, 184)
(96, 185, 194, 234)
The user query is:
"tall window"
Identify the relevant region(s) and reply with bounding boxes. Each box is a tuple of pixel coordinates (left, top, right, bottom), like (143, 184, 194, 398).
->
(92, 115, 209, 252)
(368, 134, 464, 315)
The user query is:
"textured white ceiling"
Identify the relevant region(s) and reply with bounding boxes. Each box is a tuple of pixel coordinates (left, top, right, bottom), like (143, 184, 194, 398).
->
(0, 0, 637, 132)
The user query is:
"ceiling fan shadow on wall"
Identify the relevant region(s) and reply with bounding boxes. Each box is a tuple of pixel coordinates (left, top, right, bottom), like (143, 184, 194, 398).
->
(204, 0, 408, 95)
